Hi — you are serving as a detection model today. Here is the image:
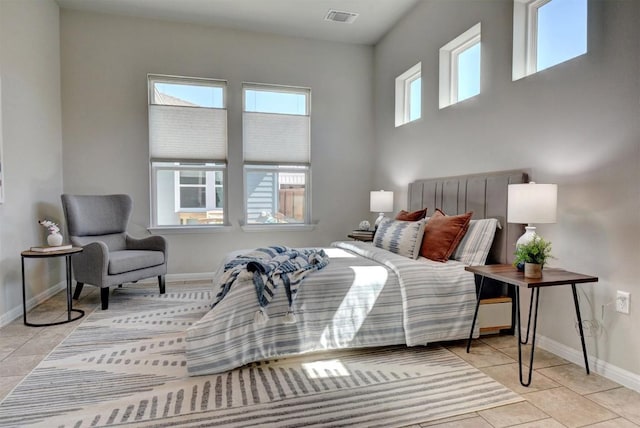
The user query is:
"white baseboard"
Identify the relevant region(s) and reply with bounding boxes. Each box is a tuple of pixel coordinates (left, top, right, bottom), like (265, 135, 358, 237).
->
(0, 280, 67, 328)
(536, 333, 640, 393)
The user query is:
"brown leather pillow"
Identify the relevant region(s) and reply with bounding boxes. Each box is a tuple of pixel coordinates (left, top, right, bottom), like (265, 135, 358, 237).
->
(395, 208, 428, 221)
(420, 209, 473, 262)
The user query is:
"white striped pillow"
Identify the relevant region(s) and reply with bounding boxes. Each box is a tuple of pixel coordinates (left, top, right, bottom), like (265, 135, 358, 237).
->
(373, 218, 426, 259)
(452, 218, 500, 265)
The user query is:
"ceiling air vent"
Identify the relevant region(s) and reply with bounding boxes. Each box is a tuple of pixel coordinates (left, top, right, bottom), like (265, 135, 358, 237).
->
(324, 9, 359, 24)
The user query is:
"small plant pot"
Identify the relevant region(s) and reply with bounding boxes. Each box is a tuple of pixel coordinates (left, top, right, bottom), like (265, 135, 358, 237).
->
(524, 263, 542, 279)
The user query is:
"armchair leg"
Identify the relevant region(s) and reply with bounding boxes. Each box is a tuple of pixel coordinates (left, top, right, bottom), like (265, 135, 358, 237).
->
(73, 282, 84, 300)
(101, 287, 110, 310)
(158, 275, 166, 294)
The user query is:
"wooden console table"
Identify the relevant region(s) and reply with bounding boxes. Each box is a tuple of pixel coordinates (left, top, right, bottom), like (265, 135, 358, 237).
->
(21, 247, 84, 327)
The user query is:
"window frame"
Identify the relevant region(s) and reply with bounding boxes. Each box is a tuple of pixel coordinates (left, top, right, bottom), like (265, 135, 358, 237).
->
(148, 74, 228, 228)
(513, 0, 550, 79)
(395, 62, 422, 127)
(241, 83, 312, 228)
(439, 23, 481, 109)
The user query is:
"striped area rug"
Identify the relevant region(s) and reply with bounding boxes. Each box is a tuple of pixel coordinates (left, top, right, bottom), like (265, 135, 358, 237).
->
(0, 284, 522, 427)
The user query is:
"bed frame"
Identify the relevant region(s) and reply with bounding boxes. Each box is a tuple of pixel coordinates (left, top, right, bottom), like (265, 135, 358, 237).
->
(408, 170, 529, 334)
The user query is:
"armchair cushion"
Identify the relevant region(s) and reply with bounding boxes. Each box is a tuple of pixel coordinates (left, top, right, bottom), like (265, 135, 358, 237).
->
(108, 250, 165, 275)
(74, 233, 127, 251)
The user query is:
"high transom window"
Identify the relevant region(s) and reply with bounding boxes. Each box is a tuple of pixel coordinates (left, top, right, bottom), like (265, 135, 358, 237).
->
(439, 23, 481, 109)
(395, 62, 422, 127)
(513, 0, 588, 80)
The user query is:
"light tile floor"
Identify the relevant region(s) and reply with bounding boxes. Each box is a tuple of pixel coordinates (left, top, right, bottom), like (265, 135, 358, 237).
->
(1, 282, 640, 427)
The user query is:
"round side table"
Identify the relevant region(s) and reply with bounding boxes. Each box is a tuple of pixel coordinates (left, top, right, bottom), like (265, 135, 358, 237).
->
(21, 247, 85, 327)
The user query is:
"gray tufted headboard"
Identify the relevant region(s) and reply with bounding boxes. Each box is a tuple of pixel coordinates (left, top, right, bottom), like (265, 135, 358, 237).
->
(408, 169, 529, 265)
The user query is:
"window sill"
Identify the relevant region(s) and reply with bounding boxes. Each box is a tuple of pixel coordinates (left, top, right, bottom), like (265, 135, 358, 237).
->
(240, 223, 317, 233)
(148, 225, 234, 235)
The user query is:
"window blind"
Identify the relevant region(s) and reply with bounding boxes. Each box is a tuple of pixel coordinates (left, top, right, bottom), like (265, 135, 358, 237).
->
(243, 112, 310, 163)
(149, 105, 227, 161)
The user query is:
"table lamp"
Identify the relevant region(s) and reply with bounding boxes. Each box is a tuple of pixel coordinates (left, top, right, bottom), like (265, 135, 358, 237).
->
(507, 182, 557, 247)
(370, 190, 394, 228)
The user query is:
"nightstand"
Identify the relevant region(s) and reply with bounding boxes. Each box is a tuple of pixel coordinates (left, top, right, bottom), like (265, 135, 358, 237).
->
(465, 264, 598, 386)
(347, 233, 374, 242)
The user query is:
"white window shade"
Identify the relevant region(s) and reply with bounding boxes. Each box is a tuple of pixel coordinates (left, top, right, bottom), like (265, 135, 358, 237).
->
(149, 105, 227, 161)
(243, 112, 310, 163)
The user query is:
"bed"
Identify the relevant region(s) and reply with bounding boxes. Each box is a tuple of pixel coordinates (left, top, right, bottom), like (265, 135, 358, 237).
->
(185, 170, 528, 376)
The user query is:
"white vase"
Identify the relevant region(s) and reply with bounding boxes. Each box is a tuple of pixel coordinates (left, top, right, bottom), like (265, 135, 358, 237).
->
(47, 232, 63, 247)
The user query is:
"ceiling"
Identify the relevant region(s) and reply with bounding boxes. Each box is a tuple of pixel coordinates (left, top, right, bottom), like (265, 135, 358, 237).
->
(55, 0, 421, 45)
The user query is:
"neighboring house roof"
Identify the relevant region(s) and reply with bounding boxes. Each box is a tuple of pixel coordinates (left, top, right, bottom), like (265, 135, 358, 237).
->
(154, 88, 198, 107)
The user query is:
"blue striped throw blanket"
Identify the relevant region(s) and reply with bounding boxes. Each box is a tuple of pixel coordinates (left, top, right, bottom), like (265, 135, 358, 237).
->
(213, 246, 330, 324)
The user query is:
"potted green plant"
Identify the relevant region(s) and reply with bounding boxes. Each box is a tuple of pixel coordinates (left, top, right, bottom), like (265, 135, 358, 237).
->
(513, 235, 553, 278)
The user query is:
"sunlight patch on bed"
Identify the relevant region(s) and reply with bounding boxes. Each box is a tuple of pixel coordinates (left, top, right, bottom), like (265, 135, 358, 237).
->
(319, 265, 387, 346)
(301, 359, 350, 379)
(323, 248, 357, 258)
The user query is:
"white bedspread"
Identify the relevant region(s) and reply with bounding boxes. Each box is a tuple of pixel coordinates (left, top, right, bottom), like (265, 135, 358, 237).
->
(185, 241, 477, 376)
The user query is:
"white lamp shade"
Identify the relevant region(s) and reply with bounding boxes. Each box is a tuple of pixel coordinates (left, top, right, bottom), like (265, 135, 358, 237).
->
(370, 190, 394, 213)
(507, 183, 557, 224)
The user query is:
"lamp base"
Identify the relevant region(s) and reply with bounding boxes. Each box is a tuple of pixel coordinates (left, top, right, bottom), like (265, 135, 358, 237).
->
(516, 225, 537, 247)
(374, 213, 385, 228)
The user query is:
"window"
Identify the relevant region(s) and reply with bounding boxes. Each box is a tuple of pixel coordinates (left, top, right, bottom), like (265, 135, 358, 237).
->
(148, 74, 227, 227)
(395, 62, 421, 127)
(513, 0, 587, 80)
(242, 83, 311, 225)
(439, 23, 481, 109)
(178, 170, 206, 209)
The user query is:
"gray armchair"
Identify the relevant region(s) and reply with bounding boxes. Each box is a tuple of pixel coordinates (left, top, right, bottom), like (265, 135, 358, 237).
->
(61, 194, 167, 310)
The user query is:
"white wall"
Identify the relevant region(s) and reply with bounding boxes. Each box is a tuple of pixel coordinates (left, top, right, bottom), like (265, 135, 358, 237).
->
(0, 0, 65, 324)
(374, 0, 640, 377)
(60, 10, 375, 274)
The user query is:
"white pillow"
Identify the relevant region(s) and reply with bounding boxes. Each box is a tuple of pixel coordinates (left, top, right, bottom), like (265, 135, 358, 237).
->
(452, 218, 501, 265)
(373, 218, 426, 259)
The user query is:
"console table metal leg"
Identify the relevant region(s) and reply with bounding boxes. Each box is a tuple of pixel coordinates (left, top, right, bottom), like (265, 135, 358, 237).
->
(21, 257, 27, 325)
(517, 286, 540, 387)
(520, 291, 535, 345)
(466, 275, 485, 353)
(66, 255, 73, 321)
(571, 283, 590, 375)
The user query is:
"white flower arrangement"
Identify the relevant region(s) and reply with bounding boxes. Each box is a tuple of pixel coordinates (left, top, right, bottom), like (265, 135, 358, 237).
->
(39, 219, 60, 235)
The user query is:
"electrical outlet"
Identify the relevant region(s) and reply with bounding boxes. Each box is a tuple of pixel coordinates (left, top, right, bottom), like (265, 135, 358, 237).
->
(616, 291, 630, 314)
